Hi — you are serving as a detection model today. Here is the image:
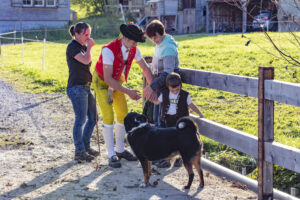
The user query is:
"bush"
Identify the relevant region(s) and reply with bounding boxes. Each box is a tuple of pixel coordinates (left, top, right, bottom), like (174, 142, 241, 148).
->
(203, 139, 257, 174)
(74, 14, 122, 39)
(209, 150, 257, 174)
(249, 166, 300, 197)
(205, 139, 300, 197)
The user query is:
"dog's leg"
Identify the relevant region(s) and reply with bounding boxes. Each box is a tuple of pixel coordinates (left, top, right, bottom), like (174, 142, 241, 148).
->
(193, 152, 204, 188)
(140, 159, 150, 187)
(147, 160, 152, 179)
(183, 163, 194, 189)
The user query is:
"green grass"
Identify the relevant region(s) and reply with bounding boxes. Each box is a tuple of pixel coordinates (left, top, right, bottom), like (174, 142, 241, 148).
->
(1, 32, 300, 150)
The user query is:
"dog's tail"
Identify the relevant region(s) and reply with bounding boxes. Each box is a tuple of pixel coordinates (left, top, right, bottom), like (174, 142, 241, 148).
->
(176, 116, 198, 134)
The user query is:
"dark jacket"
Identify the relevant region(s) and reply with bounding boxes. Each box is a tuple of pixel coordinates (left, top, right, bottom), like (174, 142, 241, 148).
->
(161, 89, 189, 123)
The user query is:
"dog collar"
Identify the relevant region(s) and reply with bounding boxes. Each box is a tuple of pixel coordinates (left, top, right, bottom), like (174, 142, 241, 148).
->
(127, 122, 148, 133)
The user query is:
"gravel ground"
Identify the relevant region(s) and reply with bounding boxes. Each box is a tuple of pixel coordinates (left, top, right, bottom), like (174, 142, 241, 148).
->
(0, 79, 258, 200)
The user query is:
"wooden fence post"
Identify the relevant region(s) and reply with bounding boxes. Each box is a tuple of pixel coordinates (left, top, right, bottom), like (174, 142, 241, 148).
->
(206, 2, 210, 33)
(143, 56, 153, 104)
(291, 187, 296, 196)
(258, 67, 274, 200)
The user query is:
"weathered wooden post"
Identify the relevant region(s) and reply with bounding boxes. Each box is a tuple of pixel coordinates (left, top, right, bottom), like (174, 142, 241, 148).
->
(258, 67, 274, 200)
(291, 187, 296, 196)
(242, 167, 247, 175)
(205, 152, 209, 159)
(241, 0, 247, 33)
(206, 2, 210, 33)
(143, 56, 153, 104)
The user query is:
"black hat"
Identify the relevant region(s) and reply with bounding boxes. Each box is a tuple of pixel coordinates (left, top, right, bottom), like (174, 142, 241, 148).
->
(120, 24, 146, 43)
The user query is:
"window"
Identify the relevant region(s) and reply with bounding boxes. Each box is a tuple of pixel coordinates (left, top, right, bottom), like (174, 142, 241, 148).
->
(23, 0, 32, 6)
(203, 6, 206, 16)
(18, 0, 57, 7)
(46, 0, 56, 7)
(34, 0, 44, 7)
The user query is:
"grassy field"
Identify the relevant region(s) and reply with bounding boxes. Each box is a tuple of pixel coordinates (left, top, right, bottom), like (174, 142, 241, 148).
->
(0, 32, 299, 148)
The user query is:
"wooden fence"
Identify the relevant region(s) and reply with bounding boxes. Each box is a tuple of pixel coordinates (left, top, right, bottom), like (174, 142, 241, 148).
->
(179, 67, 300, 199)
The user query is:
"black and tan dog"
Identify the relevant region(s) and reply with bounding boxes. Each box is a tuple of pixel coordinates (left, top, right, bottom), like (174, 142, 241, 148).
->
(124, 112, 204, 189)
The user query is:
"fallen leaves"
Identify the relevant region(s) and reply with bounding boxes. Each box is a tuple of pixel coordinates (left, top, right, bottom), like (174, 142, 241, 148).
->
(205, 172, 210, 177)
(94, 163, 102, 171)
(6, 182, 12, 186)
(231, 181, 248, 190)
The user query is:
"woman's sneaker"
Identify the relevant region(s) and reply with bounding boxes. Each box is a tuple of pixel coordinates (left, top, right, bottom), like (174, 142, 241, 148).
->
(75, 152, 94, 162)
(109, 155, 121, 168)
(86, 148, 100, 157)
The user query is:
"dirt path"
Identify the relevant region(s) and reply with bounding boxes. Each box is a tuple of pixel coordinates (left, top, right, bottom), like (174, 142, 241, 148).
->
(0, 79, 257, 200)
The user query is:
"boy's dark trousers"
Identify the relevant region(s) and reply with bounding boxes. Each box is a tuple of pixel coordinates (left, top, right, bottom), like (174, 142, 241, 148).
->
(165, 114, 178, 128)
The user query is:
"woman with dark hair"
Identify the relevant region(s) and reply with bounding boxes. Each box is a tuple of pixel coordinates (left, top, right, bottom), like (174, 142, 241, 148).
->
(66, 22, 99, 162)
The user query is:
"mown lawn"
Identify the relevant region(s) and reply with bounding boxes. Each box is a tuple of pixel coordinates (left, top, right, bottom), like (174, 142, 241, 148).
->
(0, 32, 300, 150)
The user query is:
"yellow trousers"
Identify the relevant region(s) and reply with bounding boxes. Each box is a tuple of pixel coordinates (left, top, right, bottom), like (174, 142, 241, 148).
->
(92, 71, 128, 125)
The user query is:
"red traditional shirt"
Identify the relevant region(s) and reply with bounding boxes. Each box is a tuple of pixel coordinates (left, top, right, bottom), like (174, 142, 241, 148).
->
(95, 39, 136, 82)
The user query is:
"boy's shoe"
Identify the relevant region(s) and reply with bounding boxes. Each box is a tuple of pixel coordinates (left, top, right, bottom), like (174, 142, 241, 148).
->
(86, 148, 100, 157)
(116, 150, 137, 161)
(75, 152, 94, 162)
(109, 155, 121, 168)
(174, 158, 183, 167)
(155, 160, 171, 168)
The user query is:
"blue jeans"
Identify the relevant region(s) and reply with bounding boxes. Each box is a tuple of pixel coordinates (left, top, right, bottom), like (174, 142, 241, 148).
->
(67, 85, 97, 153)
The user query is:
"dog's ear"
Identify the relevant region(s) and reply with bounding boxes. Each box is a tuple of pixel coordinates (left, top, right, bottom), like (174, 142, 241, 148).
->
(124, 112, 137, 133)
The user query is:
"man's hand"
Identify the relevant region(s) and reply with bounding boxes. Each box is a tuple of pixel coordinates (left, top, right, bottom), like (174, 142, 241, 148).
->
(143, 85, 157, 101)
(127, 89, 141, 100)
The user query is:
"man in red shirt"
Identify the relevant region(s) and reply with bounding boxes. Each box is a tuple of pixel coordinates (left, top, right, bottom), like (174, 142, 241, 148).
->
(93, 24, 156, 168)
